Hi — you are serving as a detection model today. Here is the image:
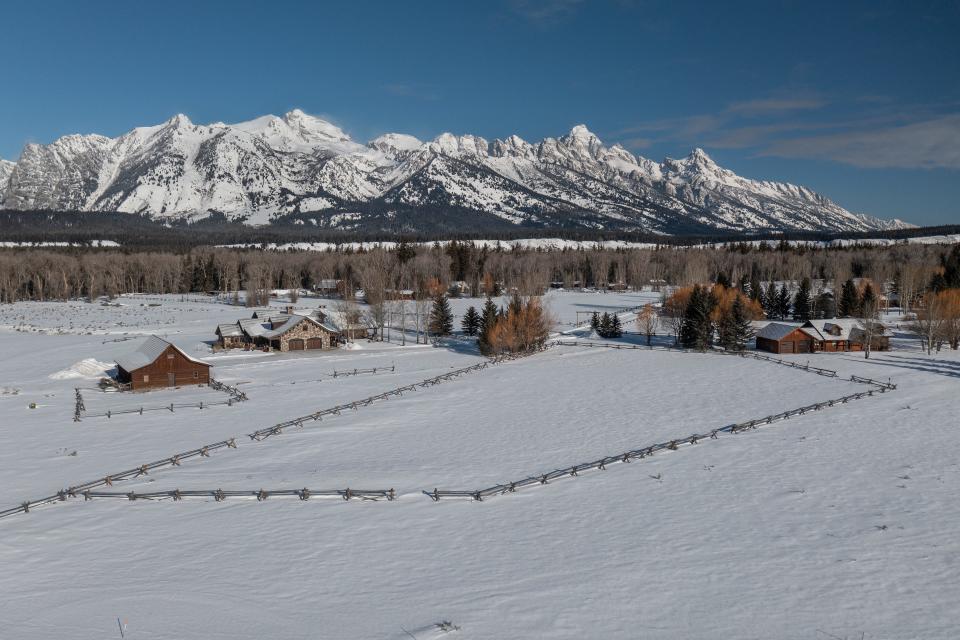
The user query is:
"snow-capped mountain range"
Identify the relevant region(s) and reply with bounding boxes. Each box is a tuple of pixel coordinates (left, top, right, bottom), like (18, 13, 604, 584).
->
(0, 110, 910, 234)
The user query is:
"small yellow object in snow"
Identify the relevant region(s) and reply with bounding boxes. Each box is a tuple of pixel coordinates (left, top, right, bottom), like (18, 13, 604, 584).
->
(28, 402, 37, 409)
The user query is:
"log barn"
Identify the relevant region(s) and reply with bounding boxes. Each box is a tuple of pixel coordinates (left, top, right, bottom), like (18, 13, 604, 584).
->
(755, 323, 815, 354)
(115, 335, 211, 391)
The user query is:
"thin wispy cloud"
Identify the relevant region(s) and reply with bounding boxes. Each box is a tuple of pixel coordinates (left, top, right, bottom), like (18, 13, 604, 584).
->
(616, 93, 960, 170)
(726, 97, 825, 115)
(763, 114, 960, 169)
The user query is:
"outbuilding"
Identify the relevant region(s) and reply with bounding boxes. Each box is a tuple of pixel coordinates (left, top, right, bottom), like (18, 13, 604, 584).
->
(755, 322, 815, 354)
(215, 323, 245, 349)
(115, 336, 211, 391)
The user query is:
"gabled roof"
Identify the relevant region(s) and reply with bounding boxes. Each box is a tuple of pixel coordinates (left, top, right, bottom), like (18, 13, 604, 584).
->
(756, 322, 802, 341)
(115, 335, 210, 372)
(216, 323, 243, 337)
(802, 319, 893, 341)
(803, 319, 861, 341)
(238, 317, 271, 337)
(799, 326, 826, 341)
(261, 314, 338, 339)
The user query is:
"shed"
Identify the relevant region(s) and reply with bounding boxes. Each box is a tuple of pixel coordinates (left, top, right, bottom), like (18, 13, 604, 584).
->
(115, 336, 211, 391)
(215, 323, 245, 349)
(755, 322, 814, 354)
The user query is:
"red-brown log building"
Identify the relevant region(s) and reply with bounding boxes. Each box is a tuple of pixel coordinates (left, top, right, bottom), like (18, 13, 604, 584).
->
(115, 335, 211, 391)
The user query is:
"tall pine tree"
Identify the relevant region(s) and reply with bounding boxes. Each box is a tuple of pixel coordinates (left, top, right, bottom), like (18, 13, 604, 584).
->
(590, 311, 600, 333)
(838, 279, 860, 317)
(428, 293, 454, 336)
(461, 306, 480, 336)
(860, 283, 878, 316)
(719, 294, 755, 351)
(792, 277, 812, 322)
(762, 281, 778, 318)
(681, 285, 713, 350)
(599, 312, 613, 338)
(478, 297, 500, 354)
(777, 284, 792, 320)
(610, 313, 623, 338)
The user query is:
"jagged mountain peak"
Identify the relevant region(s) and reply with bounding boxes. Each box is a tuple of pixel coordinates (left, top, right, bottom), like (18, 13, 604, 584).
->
(165, 113, 193, 128)
(0, 110, 911, 233)
(686, 147, 715, 165)
(429, 132, 489, 156)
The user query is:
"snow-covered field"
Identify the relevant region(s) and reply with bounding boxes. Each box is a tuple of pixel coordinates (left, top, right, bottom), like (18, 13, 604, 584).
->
(0, 292, 958, 639)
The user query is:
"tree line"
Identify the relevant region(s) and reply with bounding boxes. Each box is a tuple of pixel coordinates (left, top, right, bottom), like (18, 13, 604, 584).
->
(0, 240, 957, 323)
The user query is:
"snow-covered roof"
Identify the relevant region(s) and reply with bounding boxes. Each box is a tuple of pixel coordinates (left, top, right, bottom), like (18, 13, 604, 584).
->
(803, 319, 860, 341)
(799, 326, 826, 341)
(756, 322, 802, 341)
(115, 335, 209, 372)
(238, 318, 271, 337)
(801, 319, 893, 341)
(216, 323, 243, 337)
(260, 315, 338, 339)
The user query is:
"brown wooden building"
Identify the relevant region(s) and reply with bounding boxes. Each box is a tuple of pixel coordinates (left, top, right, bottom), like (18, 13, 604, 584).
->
(115, 335, 211, 391)
(756, 319, 892, 354)
(755, 323, 815, 354)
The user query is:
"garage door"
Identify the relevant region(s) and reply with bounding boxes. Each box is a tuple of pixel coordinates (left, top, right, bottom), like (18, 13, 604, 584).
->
(781, 341, 794, 353)
(306, 337, 324, 350)
(797, 340, 811, 353)
(288, 338, 305, 351)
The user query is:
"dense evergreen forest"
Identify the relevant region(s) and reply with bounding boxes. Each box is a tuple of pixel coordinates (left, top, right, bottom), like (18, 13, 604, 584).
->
(0, 209, 957, 250)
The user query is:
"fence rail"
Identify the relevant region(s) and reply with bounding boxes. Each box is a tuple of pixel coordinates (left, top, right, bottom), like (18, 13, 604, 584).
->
(550, 339, 858, 381)
(424, 383, 896, 502)
(2, 349, 542, 521)
(78, 487, 396, 502)
(247, 350, 539, 441)
(75, 378, 248, 422)
(331, 365, 394, 378)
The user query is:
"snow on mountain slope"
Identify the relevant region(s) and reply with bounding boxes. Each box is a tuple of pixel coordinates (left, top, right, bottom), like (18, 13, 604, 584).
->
(0, 158, 14, 205)
(1, 112, 912, 233)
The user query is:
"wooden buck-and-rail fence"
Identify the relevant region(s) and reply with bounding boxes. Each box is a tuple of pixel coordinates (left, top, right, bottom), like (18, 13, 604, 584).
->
(74, 378, 248, 422)
(2, 349, 543, 521)
(424, 377, 896, 502)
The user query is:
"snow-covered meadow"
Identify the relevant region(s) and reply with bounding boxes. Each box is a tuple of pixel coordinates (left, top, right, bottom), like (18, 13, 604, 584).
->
(0, 292, 958, 639)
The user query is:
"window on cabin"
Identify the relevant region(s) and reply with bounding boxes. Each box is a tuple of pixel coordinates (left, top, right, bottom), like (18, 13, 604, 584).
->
(143, 374, 150, 382)
(193, 371, 198, 378)
(167, 354, 174, 359)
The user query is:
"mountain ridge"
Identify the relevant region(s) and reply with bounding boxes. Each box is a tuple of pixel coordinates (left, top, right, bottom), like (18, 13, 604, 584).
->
(0, 111, 912, 234)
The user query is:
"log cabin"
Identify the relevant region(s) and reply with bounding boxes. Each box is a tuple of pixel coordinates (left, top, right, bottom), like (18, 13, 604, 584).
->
(115, 336, 211, 391)
(755, 319, 892, 354)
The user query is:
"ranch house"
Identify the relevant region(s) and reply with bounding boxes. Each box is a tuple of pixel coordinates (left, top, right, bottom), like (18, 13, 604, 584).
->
(755, 319, 892, 354)
(115, 335, 211, 391)
(260, 314, 340, 352)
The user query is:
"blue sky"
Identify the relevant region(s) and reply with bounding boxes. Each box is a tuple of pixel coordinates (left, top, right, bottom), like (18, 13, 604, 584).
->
(2, 0, 958, 225)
